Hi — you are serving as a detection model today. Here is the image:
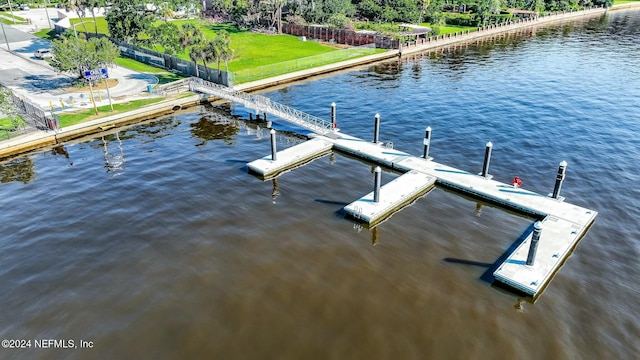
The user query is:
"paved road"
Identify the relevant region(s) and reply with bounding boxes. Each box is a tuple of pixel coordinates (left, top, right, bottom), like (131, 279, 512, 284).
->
(0, 7, 158, 112)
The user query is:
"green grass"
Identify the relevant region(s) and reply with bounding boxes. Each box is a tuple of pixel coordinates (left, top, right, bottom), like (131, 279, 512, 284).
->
(115, 57, 185, 84)
(58, 98, 163, 127)
(0, 117, 13, 129)
(69, 17, 109, 36)
(67, 18, 345, 73)
(34, 28, 58, 40)
(429, 24, 477, 35)
(0, 17, 26, 25)
(232, 47, 385, 84)
(613, 0, 640, 4)
(0, 116, 27, 140)
(0, 11, 27, 22)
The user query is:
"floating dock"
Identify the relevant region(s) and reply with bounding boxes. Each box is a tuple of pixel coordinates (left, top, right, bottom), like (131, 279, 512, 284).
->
(344, 170, 436, 226)
(245, 129, 596, 298)
(247, 137, 333, 179)
(315, 133, 595, 298)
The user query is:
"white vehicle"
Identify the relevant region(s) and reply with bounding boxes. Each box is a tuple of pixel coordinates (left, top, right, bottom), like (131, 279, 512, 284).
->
(34, 49, 53, 59)
(19, 4, 30, 10)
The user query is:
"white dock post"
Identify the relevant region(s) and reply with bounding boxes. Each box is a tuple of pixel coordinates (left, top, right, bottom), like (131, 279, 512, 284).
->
(552, 160, 567, 199)
(526, 222, 543, 266)
(374, 166, 381, 203)
(331, 102, 336, 129)
(374, 113, 380, 144)
(270, 129, 277, 161)
(481, 141, 493, 178)
(422, 126, 432, 159)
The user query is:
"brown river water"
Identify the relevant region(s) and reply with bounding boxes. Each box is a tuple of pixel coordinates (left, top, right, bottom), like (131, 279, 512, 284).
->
(1, 8, 639, 359)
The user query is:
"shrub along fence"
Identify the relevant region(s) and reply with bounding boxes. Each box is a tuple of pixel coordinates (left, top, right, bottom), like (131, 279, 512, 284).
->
(0, 84, 57, 139)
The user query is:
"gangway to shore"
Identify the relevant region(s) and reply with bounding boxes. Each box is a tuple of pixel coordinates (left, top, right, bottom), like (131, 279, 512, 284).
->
(189, 78, 336, 135)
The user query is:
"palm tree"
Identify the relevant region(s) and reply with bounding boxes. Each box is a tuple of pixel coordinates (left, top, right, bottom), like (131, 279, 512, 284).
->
(207, 31, 234, 80)
(189, 44, 206, 78)
(179, 23, 204, 49)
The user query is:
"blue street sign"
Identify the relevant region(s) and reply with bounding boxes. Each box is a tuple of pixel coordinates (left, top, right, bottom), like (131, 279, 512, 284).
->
(83, 68, 109, 81)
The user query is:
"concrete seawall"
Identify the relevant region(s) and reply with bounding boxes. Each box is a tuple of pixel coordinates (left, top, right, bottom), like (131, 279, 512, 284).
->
(0, 94, 208, 160)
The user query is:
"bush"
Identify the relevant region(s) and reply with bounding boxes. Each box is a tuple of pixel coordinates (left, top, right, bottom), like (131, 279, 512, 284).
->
(327, 13, 353, 30)
(285, 15, 306, 26)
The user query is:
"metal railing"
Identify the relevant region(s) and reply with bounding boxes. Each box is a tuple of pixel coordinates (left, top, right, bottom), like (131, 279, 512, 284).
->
(189, 78, 334, 135)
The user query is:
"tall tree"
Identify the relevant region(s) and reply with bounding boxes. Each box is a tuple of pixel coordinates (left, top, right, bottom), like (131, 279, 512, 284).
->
(51, 32, 120, 78)
(105, 0, 155, 44)
(150, 22, 181, 55)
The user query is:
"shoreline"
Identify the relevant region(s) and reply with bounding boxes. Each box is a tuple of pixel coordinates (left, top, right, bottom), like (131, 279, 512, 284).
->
(1, 4, 639, 160)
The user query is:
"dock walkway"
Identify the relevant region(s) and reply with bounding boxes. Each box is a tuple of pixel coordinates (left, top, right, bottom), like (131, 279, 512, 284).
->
(249, 129, 597, 298)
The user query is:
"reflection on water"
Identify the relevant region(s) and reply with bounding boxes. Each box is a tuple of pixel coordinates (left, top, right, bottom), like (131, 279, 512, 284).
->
(0, 157, 34, 183)
(190, 113, 240, 146)
(102, 133, 125, 175)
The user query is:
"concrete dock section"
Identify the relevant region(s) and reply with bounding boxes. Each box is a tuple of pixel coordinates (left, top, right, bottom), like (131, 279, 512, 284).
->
(493, 214, 596, 296)
(344, 170, 437, 226)
(310, 132, 597, 298)
(247, 137, 333, 179)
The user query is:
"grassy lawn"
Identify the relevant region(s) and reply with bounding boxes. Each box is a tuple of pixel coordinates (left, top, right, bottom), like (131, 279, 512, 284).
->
(613, 0, 640, 3)
(0, 117, 14, 130)
(69, 17, 109, 36)
(0, 117, 27, 140)
(33, 28, 58, 40)
(73, 18, 349, 72)
(430, 24, 477, 35)
(58, 98, 164, 127)
(0, 11, 27, 23)
(115, 57, 185, 84)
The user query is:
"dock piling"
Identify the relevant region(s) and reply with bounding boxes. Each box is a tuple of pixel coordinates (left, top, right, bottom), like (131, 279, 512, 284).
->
(331, 102, 336, 129)
(422, 126, 432, 159)
(481, 141, 493, 178)
(526, 222, 543, 266)
(374, 166, 381, 203)
(552, 160, 567, 199)
(374, 113, 380, 144)
(270, 129, 277, 161)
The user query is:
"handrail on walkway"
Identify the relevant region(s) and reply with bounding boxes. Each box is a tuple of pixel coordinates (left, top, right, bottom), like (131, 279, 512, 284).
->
(188, 78, 335, 135)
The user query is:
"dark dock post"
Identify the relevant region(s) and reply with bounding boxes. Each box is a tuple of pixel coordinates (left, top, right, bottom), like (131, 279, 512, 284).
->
(481, 141, 493, 178)
(249, 113, 253, 121)
(374, 113, 380, 144)
(552, 160, 567, 199)
(422, 126, 432, 159)
(331, 102, 336, 129)
(373, 166, 381, 203)
(526, 222, 543, 266)
(270, 129, 277, 161)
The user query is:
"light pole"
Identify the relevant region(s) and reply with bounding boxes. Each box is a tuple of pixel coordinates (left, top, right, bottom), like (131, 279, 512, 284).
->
(72, 20, 95, 38)
(43, 0, 52, 29)
(7, 0, 16, 24)
(0, 18, 10, 51)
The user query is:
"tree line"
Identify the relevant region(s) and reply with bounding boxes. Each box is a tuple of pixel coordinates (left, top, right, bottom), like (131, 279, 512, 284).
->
(210, 0, 614, 29)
